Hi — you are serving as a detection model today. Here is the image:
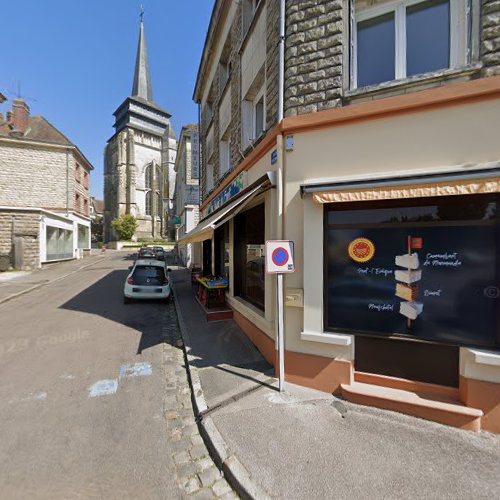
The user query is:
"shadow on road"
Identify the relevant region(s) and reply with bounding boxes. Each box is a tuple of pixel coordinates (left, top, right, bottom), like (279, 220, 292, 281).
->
(59, 267, 179, 356)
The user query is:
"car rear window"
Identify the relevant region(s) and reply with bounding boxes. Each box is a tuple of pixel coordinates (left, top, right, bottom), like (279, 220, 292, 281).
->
(133, 265, 165, 285)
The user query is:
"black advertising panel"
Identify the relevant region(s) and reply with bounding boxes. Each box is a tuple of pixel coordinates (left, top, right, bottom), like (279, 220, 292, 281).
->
(325, 195, 500, 349)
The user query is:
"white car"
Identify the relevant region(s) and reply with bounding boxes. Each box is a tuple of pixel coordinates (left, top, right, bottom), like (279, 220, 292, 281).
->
(123, 259, 171, 304)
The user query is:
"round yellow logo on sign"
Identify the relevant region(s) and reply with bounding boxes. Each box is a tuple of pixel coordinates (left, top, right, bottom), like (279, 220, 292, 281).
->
(348, 238, 375, 263)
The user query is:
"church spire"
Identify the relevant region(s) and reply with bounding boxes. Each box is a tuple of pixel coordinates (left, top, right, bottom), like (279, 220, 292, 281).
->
(132, 12, 153, 102)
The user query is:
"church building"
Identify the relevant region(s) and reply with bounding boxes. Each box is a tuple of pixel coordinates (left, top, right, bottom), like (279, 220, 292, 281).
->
(104, 17, 176, 242)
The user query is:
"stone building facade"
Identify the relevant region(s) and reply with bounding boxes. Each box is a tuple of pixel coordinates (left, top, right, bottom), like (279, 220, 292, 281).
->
(104, 19, 177, 242)
(0, 98, 93, 270)
(174, 124, 201, 268)
(185, 0, 500, 433)
(196, 0, 500, 204)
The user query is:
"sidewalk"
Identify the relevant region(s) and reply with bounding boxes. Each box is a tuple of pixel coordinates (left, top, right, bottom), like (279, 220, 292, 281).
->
(171, 268, 500, 500)
(0, 253, 107, 305)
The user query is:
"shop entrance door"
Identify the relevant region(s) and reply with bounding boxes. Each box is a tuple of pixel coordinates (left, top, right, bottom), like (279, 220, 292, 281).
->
(354, 336, 459, 387)
(202, 239, 212, 276)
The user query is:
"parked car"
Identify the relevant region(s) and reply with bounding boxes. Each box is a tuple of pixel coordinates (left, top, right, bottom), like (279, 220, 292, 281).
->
(152, 246, 165, 261)
(124, 259, 171, 304)
(137, 247, 157, 260)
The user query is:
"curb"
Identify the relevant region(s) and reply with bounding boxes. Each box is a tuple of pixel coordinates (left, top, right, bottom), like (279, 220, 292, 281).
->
(0, 255, 107, 306)
(172, 274, 272, 500)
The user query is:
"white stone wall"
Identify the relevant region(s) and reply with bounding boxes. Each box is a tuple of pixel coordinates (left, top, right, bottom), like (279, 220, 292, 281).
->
(135, 141, 162, 217)
(0, 141, 69, 209)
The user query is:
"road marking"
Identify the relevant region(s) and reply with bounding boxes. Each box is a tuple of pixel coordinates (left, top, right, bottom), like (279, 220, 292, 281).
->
(88, 379, 118, 398)
(8, 391, 47, 404)
(119, 362, 152, 378)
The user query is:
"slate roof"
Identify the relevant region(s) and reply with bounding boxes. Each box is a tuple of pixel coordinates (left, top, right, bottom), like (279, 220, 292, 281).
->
(0, 115, 73, 146)
(0, 114, 94, 169)
(92, 198, 104, 214)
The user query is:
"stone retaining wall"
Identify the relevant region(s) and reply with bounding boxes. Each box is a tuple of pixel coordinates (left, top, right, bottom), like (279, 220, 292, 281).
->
(0, 210, 40, 270)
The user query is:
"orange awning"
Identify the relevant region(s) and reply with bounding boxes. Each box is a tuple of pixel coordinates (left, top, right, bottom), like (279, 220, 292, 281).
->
(301, 167, 500, 204)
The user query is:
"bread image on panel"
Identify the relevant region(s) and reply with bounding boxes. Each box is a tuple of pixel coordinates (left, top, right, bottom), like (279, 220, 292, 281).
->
(394, 269, 422, 284)
(395, 253, 420, 269)
(395, 282, 418, 301)
(399, 301, 423, 320)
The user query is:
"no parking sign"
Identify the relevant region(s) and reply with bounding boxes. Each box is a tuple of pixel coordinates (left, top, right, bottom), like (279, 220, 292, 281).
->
(265, 240, 295, 274)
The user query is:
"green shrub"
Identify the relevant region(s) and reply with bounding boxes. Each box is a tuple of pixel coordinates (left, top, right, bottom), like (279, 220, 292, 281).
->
(111, 214, 138, 241)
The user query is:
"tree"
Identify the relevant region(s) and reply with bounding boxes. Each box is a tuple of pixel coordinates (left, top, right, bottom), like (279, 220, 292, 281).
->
(111, 214, 138, 241)
(91, 216, 104, 243)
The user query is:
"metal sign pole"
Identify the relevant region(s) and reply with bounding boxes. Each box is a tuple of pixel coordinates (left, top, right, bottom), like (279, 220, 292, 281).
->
(277, 273, 285, 392)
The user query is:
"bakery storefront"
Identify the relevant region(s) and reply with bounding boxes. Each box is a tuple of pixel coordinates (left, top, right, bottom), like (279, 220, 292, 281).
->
(298, 169, 500, 432)
(320, 181, 500, 387)
(179, 172, 274, 327)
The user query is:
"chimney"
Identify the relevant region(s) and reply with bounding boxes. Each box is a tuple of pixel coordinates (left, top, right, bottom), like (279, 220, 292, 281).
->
(11, 98, 30, 134)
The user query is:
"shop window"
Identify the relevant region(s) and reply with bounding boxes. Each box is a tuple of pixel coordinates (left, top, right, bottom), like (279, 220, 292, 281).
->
(214, 223, 230, 282)
(234, 204, 265, 311)
(203, 239, 212, 276)
(78, 224, 89, 248)
(324, 194, 500, 350)
(46, 226, 73, 261)
(352, 0, 468, 89)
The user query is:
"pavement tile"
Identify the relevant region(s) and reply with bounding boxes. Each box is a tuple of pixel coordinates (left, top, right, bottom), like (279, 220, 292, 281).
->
(173, 451, 190, 465)
(191, 434, 204, 446)
(182, 424, 198, 437)
(189, 488, 216, 500)
(212, 479, 232, 497)
(196, 457, 214, 472)
(189, 444, 208, 460)
(198, 466, 222, 488)
(171, 439, 193, 453)
(181, 477, 200, 495)
(219, 492, 239, 500)
(177, 461, 199, 478)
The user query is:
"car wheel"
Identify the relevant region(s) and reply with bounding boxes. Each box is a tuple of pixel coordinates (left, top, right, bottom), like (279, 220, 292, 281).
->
(124, 296, 132, 304)
(164, 295, 171, 304)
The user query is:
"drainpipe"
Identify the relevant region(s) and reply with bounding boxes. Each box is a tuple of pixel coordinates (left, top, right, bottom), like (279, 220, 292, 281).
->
(275, 0, 286, 386)
(66, 148, 70, 215)
(198, 102, 202, 208)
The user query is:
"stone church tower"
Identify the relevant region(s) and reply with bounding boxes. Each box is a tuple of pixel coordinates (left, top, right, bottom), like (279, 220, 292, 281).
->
(104, 17, 177, 242)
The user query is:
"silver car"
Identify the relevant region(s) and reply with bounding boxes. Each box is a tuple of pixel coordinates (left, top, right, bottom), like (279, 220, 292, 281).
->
(123, 259, 171, 304)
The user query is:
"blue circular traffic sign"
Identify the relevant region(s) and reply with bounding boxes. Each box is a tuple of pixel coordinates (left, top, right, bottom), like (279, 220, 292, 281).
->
(272, 247, 289, 267)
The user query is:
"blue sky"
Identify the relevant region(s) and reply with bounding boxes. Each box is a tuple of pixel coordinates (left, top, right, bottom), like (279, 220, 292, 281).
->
(1, 0, 214, 198)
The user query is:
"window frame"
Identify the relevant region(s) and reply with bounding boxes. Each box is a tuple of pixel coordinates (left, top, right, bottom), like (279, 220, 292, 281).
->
(206, 163, 214, 194)
(252, 87, 266, 141)
(145, 190, 152, 216)
(351, 0, 468, 90)
(323, 194, 500, 350)
(219, 136, 231, 177)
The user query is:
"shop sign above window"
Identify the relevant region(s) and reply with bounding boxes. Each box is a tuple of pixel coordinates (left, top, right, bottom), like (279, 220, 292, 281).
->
(205, 172, 247, 217)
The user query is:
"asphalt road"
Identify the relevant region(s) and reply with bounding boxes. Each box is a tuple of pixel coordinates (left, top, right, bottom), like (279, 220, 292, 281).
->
(0, 253, 181, 499)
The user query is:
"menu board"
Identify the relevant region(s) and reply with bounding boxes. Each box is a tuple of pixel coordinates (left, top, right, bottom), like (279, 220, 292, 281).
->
(326, 223, 500, 349)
